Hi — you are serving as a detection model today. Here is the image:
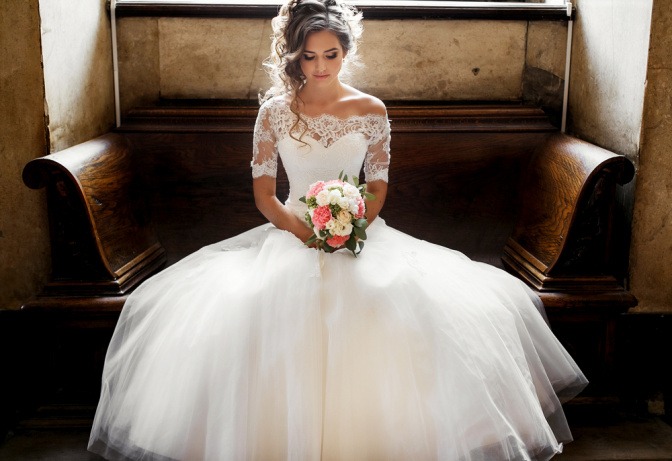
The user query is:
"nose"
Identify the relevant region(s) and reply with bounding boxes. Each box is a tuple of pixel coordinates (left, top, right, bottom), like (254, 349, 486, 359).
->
(316, 58, 326, 72)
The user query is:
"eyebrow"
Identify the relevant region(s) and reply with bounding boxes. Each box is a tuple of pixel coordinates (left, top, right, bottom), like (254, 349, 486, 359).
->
(303, 48, 339, 54)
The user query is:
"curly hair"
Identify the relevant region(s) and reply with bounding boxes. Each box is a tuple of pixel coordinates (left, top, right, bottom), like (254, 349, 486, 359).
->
(260, 0, 363, 138)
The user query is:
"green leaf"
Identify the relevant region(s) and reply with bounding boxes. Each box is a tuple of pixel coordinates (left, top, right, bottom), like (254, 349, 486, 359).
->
(299, 196, 306, 203)
(353, 226, 367, 241)
(363, 191, 376, 201)
(304, 235, 317, 246)
(352, 176, 359, 187)
(345, 236, 357, 253)
(322, 241, 335, 253)
(354, 218, 368, 228)
(357, 241, 365, 253)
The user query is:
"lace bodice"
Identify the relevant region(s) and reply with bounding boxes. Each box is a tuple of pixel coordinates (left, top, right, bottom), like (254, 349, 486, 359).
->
(251, 97, 391, 218)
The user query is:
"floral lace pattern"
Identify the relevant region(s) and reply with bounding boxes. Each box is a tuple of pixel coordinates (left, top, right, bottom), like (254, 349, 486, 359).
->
(251, 97, 391, 183)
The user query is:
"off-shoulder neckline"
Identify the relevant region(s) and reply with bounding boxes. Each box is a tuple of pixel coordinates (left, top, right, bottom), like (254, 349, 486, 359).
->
(264, 97, 388, 123)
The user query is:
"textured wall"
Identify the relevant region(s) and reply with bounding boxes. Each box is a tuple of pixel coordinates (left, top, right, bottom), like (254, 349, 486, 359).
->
(629, 0, 672, 313)
(567, 0, 652, 160)
(523, 21, 567, 117)
(118, 17, 160, 115)
(39, 0, 115, 152)
(0, 0, 50, 309)
(117, 17, 567, 110)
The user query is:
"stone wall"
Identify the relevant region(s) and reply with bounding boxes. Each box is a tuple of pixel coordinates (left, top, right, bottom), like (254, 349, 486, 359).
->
(117, 17, 568, 114)
(0, 1, 50, 310)
(629, 0, 672, 313)
(567, 0, 652, 162)
(39, 0, 115, 152)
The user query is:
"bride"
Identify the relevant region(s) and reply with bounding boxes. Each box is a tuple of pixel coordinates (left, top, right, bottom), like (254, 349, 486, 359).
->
(88, 0, 587, 459)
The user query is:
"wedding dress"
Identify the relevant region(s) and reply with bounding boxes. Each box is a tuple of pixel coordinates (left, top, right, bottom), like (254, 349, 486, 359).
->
(89, 97, 587, 461)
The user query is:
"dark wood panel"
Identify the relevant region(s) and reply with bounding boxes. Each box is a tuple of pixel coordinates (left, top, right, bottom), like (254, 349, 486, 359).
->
(121, 103, 554, 266)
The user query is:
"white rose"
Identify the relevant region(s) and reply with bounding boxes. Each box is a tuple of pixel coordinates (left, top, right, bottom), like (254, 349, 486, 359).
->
(337, 196, 350, 210)
(348, 199, 359, 215)
(328, 189, 342, 205)
(340, 221, 353, 236)
(316, 190, 330, 207)
(343, 183, 359, 198)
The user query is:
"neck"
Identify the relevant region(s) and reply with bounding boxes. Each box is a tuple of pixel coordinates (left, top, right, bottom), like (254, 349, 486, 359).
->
(298, 81, 344, 109)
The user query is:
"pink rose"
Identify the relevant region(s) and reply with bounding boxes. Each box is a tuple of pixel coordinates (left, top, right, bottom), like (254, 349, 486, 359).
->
(356, 198, 366, 219)
(312, 205, 332, 230)
(327, 234, 349, 248)
(325, 179, 344, 187)
(307, 181, 325, 198)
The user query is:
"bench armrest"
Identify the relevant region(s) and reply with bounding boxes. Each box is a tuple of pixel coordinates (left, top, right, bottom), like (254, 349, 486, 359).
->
(23, 133, 165, 296)
(503, 132, 635, 301)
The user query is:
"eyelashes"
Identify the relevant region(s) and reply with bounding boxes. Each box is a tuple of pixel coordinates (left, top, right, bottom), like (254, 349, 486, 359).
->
(302, 54, 338, 61)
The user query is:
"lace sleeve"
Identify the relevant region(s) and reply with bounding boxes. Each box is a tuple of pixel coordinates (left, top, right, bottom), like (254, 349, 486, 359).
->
(364, 114, 391, 183)
(251, 100, 278, 179)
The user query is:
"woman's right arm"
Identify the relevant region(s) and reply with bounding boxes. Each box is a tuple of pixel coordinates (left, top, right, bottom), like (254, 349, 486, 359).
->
(253, 176, 314, 242)
(251, 100, 314, 244)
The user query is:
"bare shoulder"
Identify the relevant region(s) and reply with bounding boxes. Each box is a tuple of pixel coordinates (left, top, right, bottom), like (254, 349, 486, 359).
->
(342, 86, 387, 117)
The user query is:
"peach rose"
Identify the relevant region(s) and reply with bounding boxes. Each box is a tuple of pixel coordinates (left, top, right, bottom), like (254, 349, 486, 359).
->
(326, 234, 349, 248)
(311, 205, 332, 230)
(307, 181, 325, 198)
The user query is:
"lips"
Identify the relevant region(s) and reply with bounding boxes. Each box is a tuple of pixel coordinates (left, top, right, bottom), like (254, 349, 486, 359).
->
(313, 74, 330, 79)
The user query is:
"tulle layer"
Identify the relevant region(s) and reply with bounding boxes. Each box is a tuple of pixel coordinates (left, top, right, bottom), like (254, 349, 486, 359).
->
(89, 220, 587, 461)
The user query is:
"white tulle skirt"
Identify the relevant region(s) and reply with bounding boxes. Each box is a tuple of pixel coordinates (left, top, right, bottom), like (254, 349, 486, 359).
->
(88, 219, 587, 461)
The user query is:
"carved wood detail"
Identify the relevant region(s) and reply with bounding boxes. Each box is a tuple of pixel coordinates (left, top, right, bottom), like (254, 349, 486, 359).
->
(23, 133, 166, 296)
(502, 133, 635, 297)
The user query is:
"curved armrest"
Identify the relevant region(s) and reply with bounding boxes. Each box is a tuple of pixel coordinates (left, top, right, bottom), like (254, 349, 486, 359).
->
(503, 133, 635, 298)
(23, 133, 165, 296)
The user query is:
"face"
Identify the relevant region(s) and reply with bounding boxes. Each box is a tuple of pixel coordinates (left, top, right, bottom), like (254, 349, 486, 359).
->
(300, 30, 345, 89)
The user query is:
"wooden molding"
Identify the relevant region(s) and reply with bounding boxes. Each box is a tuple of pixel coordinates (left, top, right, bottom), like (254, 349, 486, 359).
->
(113, 1, 572, 21)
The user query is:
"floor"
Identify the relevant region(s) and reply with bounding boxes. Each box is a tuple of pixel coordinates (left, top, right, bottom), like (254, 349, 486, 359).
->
(0, 406, 671, 461)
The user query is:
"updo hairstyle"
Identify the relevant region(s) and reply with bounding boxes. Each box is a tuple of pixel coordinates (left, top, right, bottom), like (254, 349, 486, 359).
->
(261, 0, 363, 110)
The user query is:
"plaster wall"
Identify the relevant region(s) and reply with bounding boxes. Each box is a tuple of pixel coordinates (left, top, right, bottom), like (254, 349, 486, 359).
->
(117, 17, 567, 111)
(39, 0, 115, 152)
(0, 0, 50, 309)
(629, 0, 672, 313)
(567, 0, 652, 161)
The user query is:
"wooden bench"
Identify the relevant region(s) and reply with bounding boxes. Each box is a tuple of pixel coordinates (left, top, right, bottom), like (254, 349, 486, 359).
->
(19, 101, 636, 411)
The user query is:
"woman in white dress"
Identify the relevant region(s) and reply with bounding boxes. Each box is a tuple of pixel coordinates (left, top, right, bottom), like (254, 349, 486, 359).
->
(88, 0, 587, 459)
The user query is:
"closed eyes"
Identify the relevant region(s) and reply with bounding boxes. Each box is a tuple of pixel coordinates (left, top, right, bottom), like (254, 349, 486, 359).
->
(302, 53, 339, 61)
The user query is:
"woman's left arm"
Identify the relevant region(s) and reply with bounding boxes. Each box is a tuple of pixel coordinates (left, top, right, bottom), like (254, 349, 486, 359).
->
(363, 179, 387, 224)
(362, 98, 391, 223)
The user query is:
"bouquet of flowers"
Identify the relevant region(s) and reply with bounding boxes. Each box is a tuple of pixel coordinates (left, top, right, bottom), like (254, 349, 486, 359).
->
(300, 172, 375, 256)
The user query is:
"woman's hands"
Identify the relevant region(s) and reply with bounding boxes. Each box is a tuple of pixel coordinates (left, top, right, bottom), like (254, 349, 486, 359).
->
(253, 175, 387, 247)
